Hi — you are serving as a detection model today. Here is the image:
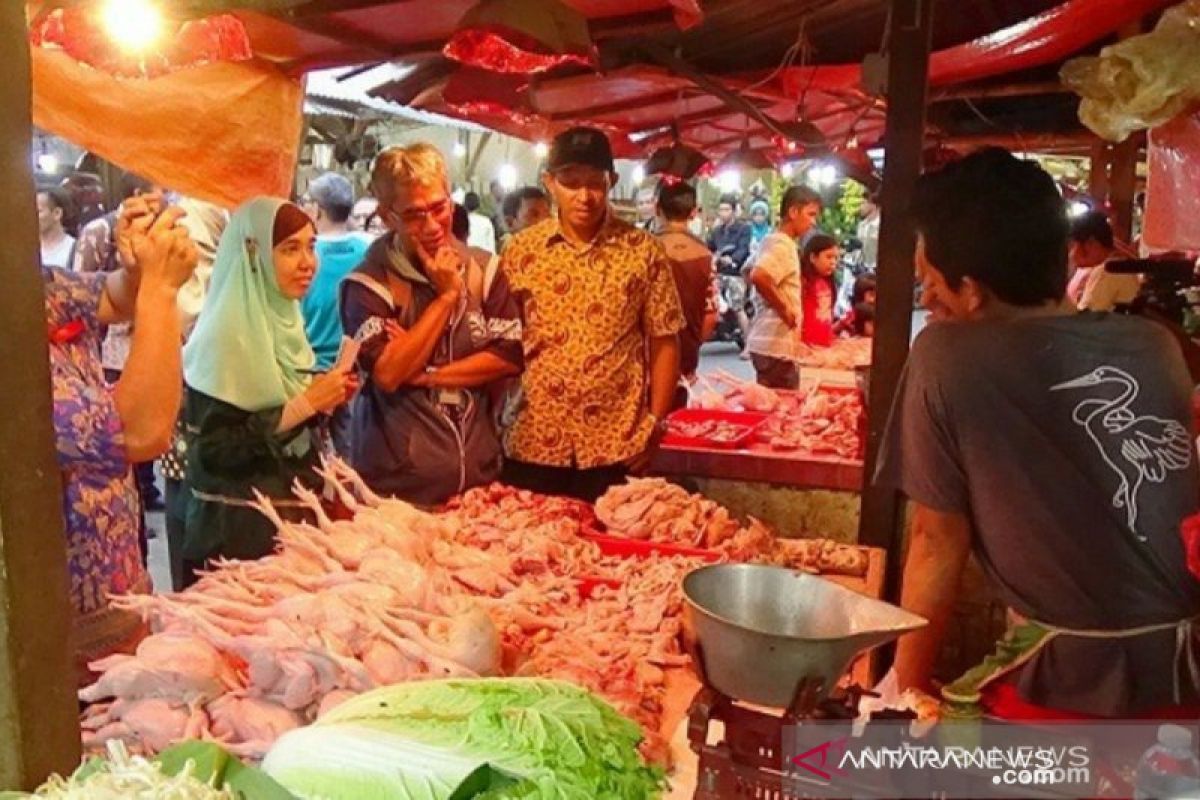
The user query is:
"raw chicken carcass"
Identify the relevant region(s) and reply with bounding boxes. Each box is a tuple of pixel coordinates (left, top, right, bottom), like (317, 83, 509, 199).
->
(79, 633, 237, 704)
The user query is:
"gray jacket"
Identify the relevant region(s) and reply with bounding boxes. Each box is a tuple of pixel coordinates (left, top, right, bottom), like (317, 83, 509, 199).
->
(339, 236, 521, 506)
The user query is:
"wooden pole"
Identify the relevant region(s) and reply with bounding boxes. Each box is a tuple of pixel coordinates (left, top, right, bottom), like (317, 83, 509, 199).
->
(1089, 140, 1111, 207)
(857, 0, 935, 573)
(1109, 132, 1141, 244)
(1108, 19, 1147, 244)
(0, 1, 81, 790)
(464, 131, 492, 185)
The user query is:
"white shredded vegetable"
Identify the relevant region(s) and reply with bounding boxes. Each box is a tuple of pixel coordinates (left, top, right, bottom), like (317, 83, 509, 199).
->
(28, 741, 233, 800)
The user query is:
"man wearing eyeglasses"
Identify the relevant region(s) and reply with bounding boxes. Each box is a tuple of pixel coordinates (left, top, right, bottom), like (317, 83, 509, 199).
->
(339, 143, 522, 505)
(499, 126, 684, 501)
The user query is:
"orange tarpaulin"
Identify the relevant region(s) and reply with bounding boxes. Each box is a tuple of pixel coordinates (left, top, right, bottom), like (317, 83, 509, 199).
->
(32, 47, 303, 209)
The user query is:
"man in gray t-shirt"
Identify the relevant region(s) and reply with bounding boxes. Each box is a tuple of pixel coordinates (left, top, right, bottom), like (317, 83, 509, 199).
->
(877, 148, 1200, 717)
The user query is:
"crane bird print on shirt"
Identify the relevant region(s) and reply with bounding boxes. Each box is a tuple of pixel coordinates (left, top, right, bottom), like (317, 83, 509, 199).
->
(1052, 366, 1192, 539)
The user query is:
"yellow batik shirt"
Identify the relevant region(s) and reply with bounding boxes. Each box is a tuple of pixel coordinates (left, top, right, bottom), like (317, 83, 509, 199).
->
(501, 214, 685, 468)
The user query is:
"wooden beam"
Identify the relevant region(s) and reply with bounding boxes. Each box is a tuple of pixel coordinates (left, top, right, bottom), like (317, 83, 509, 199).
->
(857, 0, 935, 584)
(464, 131, 493, 183)
(1107, 20, 1146, 244)
(0, 1, 80, 790)
(931, 129, 1099, 151)
(1089, 140, 1111, 206)
(1110, 133, 1140, 243)
(931, 80, 1066, 102)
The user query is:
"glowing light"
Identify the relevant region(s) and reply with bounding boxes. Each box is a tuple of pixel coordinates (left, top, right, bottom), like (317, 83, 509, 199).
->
(36, 154, 59, 173)
(497, 163, 518, 191)
(101, 0, 165, 54)
(453, 141, 467, 158)
(533, 141, 549, 159)
(810, 163, 838, 187)
(1069, 200, 1090, 218)
(780, 162, 795, 179)
(717, 169, 741, 193)
(631, 163, 646, 185)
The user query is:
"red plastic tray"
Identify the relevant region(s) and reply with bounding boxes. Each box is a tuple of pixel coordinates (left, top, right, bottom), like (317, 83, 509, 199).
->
(581, 530, 722, 562)
(662, 409, 769, 450)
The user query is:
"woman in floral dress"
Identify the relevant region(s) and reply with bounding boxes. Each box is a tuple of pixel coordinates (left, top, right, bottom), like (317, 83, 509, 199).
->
(45, 194, 196, 680)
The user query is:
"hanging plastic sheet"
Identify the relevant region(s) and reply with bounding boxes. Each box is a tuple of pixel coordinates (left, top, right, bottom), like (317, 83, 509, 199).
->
(31, 47, 304, 209)
(1062, 0, 1200, 143)
(779, 0, 1171, 98)
(1143, 111, 1200, 251)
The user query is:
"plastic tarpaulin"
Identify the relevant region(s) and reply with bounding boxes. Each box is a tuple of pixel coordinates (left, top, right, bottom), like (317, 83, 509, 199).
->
(1143, 111, 1200, 251)
(31, 48, 303, 209)
(779, 0, 1173, 97)
(1062, 0, 1200, 143)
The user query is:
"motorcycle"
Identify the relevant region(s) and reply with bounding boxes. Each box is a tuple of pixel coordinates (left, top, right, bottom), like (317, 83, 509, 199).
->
(712, 273, 747, 349)
(705, 245, 744, 347)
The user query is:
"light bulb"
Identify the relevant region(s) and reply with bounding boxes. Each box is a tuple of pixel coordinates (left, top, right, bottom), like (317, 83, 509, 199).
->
(497, 163, 518, 191)
(1068, 200, 1090, 218)
(811, 164, 838, 187)
(101, 0, 165, 54)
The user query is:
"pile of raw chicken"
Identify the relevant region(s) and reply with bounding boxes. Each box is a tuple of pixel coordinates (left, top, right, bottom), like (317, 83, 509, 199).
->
(80, 463, 714, 764)
(795, 337, 872, 370)
(692, 373, 864, 460)
(596, 477, 868, 576)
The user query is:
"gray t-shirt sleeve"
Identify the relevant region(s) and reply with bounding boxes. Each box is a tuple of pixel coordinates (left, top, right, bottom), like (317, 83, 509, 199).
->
(873, 331, 971, 514)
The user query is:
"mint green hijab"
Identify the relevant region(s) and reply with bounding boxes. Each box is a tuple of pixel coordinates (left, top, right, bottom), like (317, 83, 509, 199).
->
(183, 197, 315, 412)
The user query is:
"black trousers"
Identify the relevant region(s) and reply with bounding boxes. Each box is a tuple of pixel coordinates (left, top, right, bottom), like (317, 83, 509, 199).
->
(165, 478, 187, 592)
(501, 459, 627, 503)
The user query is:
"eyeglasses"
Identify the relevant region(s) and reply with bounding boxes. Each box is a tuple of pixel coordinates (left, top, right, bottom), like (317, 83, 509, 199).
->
(389, 198, 452, 227)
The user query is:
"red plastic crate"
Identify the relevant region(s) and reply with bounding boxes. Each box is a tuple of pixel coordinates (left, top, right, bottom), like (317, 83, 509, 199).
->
(662, 409, 769, 450)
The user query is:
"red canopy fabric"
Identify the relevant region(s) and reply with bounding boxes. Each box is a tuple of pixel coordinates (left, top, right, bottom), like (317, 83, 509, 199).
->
(779, 0, 1173, 97)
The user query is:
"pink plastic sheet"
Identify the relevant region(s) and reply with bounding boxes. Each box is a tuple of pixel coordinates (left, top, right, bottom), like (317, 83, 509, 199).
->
(1144, 110, 1200, 251)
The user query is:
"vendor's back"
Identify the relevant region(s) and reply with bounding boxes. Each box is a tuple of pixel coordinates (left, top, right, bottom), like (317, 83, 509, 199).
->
(878, 311, 1200, 715)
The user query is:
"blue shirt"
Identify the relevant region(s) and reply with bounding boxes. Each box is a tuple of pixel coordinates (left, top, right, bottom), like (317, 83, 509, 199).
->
(302, 233, 370, 369)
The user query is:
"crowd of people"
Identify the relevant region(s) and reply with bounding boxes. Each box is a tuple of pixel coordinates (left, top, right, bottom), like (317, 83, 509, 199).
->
(31, 126, 892, 667)
(31, 125, 1200, 724)
(36, 126, 688, 678)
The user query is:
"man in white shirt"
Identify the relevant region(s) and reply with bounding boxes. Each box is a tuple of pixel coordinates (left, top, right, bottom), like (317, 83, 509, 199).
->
(38, 186, 75, 268)
(746, 185, 822, 388)
(464, 190, 497, 253)
(1071, 211, 1139, 311)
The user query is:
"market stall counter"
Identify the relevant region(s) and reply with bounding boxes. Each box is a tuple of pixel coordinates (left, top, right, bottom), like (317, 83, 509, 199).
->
(71, 466, 892, 798)
(647, 362, 870, 539)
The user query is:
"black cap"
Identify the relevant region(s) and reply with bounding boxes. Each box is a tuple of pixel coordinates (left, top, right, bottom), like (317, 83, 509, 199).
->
(547, 126, 614, 173)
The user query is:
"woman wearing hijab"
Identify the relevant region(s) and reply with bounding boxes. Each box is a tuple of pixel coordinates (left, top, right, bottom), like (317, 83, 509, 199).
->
(180, 198, 357, 585)
(748, 198, 772, 256)
(162, 198, 229, 590)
